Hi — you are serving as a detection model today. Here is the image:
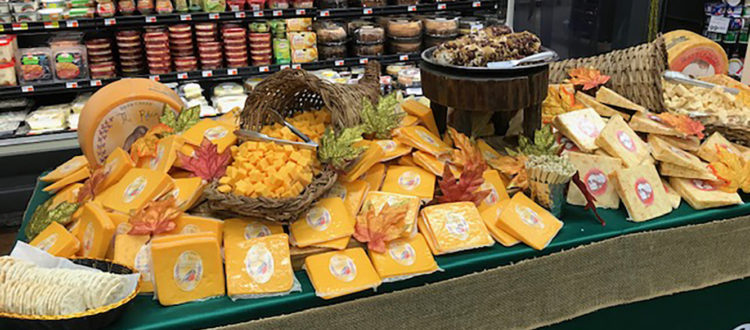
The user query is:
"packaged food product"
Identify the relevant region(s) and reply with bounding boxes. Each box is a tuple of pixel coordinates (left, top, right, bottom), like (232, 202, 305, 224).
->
(0, 35, 17, 64)
(68, 0, 95, 8)
(65, 7, 95, 18)
(0, 62, 16, 86)
(291, 47, 317, 63)
(95, 1, 115, 16)
(386, 17, 423, 38)
(38, 7, 63, 20)
(119, 0, 136, 13)
(354, 43, 384, 56)
(174, 0, 188, 11)
(292, 0, 312, 8)
(286, 17, 312, 32)
(360, 0, 385, 6)
(0, 14, 11, 23)
(266, 0, 288, 8)
(14, 11, 38, 22)
(423, 16, 459, 37)
(0, 3, 7, 14)
(11, 2, 38, 13)
(213, 82, 244, 97)
(272, 38, 291, 64)
(17, 48, 53, 83)
(318, 41, 347, 60)
(247, 0, 264, 9)
(212, 94, 247, 114)
(89, 62, 116, 79)
(155, 0, 173, 13)
(270, 19, 287, 37)
(458, 16, 483, 35)
(315, 21, 347, 43)
(388, 36, 421, 54)
(354, 26, 385, 44)
(136, 0, 153, 13)
(188, 0, 201, 11)
(319, 0, 346, 8)
(201, 0, 225, 12)
(287, 31, 316, 49)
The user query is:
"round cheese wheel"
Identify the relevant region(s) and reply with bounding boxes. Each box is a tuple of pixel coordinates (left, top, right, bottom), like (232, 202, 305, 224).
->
(78, 79, 183, 166)
(663, 29, 728, 77)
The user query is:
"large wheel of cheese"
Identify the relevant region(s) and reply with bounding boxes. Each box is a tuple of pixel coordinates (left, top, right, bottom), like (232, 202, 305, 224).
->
(78, 78, 183, 166)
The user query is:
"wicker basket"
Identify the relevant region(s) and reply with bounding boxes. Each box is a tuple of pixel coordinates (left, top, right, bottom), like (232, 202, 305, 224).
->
(549, 35, 669, 112)
(702, 117, 750, 146)
(201, 61, 381, 223)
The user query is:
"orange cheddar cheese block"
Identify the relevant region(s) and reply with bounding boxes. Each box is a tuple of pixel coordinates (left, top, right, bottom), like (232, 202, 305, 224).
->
(412, 150, 458, 177)
(50, 183, 83, 208)
(648, 134, 700, 152)
(477, 139, 503, 164)
(159, 215, 224, 244)
(401, 114, 419, 127)
(41, 155, 88, 182)
(479, 199, 520, 247)
(142, 135, 185, 173)
(658, 162, 717, 181)
(381, 165, 436, 202)
(225, 233, 295, 296)
(29, 222, 80, 257)
(595, 115, 650, 168)
(311, 236, 350, 250)
(477, 170, 511, 212)
(76, 202, 115, 258)
(368, 233, 439, 281)
(566, 152, 622, 209)
(661, 179, 682, 209)
(611, 163, 672, 222)
(628, 112, 682, 137)
(304, 248, 381, 299)
(97, 168, 174, 214)
(649, 135, 704, 171)
(150, 234, 225, 306)
(696, 132, 740, 163)
(43, 166, 90, 193)
(595, 86, 646, 112)
(223, 218, 284, 245)
(552, 108, 606, 153)
(374, 139, 412, 162)
(419, 202, 494, 255)
(170, 177, 206, 211)
(668, 177, 742, 210)
(182, 119, 237, 153)
(360, 163, 386, 191)
(78, 79, 183, 166)
(289, 198, 355, 248)
(360, 191, 420, 238)
(326, 180, 371, 216)
(341, 141, 386, 183)
(394, 126, 452, 159)
(575, 90, 630, 119)
(106, 211, 132, 235)
(113, 234, 153, 293)
(99, 147, 135, 192)
(497, 193, 563, 250)
(397, 154, 416, 166)
(400, 99, 439, 136)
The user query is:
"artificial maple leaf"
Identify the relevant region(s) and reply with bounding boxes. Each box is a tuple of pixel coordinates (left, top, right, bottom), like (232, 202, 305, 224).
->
(128, 196, 181, 235)
(437, 152, 490, 205)
(489, 154, 529, 191)
(77, 168, 107, 203)
(177, 138, 232, 181)
(129, 124, 174, 163)
(567, 67, 610, 91)
(448, 127, 484, 169)
(353, 203, 409, 253)
(708, 145, 750, 193)
(655, 112, 705, 139)
(571, 172, 605, 226)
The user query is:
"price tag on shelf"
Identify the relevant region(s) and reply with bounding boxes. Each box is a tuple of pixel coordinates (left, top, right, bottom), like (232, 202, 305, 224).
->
(66, 20, 79, 28)
(180, 14, 192, 21)
(399, 54, 409, 61)
(235, 11, 246, 18)
(437, 3, 446, 10)
(472, 1, 481, 7)
(149, 75, 160, 81)
(319, 10, 329, 17)
(65, 82, 78, 89)
(227, 68, 238, 75)
(12, 23, 28, 31)
(229, 5, 241, 11)
(295, 9, 305, 15)
(104, 18, 116, 26)
(21, 85, 33, 93)
(273, 10, 282, 16)
(708, 16, 731, 34)
(334, 60, 344, 66)
(0, 25, 4, 32)
(407, 5, 416, 11)
(44, 21, 59, 29)
(405, 87, 422, 95)
(209, 13, 220, 19)
(470, 24, 483, 33)
(291, 64, 301, 69)
(258, 66, 270, 72)
(253, 10, 264, 17)
(280, 64, 290, 70)
(363, 7, 372, 14)
(177, 72, 188, 79)
(90, 80, 102, 87)
(359, 58, 368, 64)
(145, 16, 157, 23)
(202, 70, 213, 77)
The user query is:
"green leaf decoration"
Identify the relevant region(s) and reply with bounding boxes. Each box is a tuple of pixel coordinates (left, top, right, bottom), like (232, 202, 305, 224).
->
(160, 105, 177, 130)
(506, 125, 560, 157)
(318, 126, 367, 170)
(160, 105, 201, 134)
(25, 200, 79, 241)
(360, 93, 405, 139)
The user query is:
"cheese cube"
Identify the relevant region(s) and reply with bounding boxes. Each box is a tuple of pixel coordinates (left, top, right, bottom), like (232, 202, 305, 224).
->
(360, 191, 421, 238)
(611, 163, 672, 222)
(477, 170, 511, 212)
(381, 165, 436, 202)
(29, 222, 80, 257)
(76, 202, 115, 258)
(595, 115, 650, 168)
(368, 233, 439, 281)
(566, 152, 622, 209)
(304, 248, 381, 299)
(225, 233, 295, 296)
(552, 108, 606, 152)
(419, 202, 494, 255)
(479, 199, 520, 247)
(113, 234, 153, 292)
(41, 155, 88, 182)
(289, 198, 355, 248)
(649, 135, 704, 171)
(96, 168, 174, 214)
(669, 177, 742, 210)
(496, 193, 563, 250)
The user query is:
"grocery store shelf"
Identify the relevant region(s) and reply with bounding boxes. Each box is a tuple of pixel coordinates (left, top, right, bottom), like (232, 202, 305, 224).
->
(0, 53, 421, 98)
(0, 0, 497, 35)
(0, 132, 79, 157)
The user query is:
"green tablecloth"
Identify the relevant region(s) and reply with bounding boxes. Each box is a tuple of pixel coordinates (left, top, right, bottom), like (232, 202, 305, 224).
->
(16, 178, 750, 330)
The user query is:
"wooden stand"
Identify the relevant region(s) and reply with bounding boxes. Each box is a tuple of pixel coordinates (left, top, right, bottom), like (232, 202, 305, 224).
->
(420, 59, 549, 137)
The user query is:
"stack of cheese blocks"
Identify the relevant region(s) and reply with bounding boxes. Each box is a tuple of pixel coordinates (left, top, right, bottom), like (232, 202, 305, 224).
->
(551, 86, 743, 222)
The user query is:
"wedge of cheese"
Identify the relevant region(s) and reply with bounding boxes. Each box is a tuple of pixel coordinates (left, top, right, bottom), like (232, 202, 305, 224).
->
(182, 118, 237, 153)
(595, 86, 646, 112)
(50, 183, 83, 208)
(29, 222, 80, 257)
(158, 215, 224, 244)
(368, 233, 439, 281)
(397, 154, 416, 166)
(99, 147, 135, 192)
(553, 108, 606, 152)
(76, 202, 115, 258)
(669, 177, 742, 210)
(556, 133, 582, 154)
(658, 162, 717, 181)
(325, 180, 370, 216)
(477, 139, 502, 163)
(374, 139, 412, 162)
(304, 248, 381, 299)
(381, 165, 436, 202)
(496, 193, 563, 250)
(142, 134, 185, 173)
(479, 199, 520, 247)
(400, 99, 439, 136)
(225, 233, 295, 296)
(394, 126, 452, 159)
(42, 166, 90, 193)
(575, 90, 630, 119)
(419, 202, 494, 255)
(478, 170, 511, 212)
(566, 152, 622, 209)
(41, 155, 88, 182)
(401, 115, 419, 127)
(595, 115, 650, 168)
(661, 179, 682, 209)
(289, 197, 355, 248)
(223, 218, 284, 244)
(611, 163, 672, 222)
(412, 150, 460, 177)
(341, 141, 386, 182)
(360, 191, 421, 238)
(311, 236, 350, 250)
(170, 177, 206, 211)
(697, 132, 740, 163)
(112, 234, 153, 292)
(360, 163, 386, 191)
(649, 135, 705, 171)
(628, 112, 682, 137)
(97, 168, 174, 214)
(648, 134, 700, 152)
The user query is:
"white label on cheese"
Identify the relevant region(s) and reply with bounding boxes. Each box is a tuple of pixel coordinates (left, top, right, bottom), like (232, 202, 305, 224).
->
(245, 243, 274, 284)
(388, 241, 416, 266)
(123, 176, 148, 204)
(445, 214, 470, 240)
(93, 100, 166, 165)
(398, 171, 421, 191)
(306, 207, 331, 231)
(173, 250, 203, 292)
(516, 205, 544, 229)
(244, 223, 272, 240)
(35, 234, 58, 252)
(329, 254, 357, 282)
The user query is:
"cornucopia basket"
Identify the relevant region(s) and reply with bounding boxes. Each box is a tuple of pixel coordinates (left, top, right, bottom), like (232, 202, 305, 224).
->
(201, 61, 381, 223)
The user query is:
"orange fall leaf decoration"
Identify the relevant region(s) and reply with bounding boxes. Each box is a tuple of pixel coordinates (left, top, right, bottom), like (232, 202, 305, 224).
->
(128, 196, 182, 235)
(130, 124, 174, 164)
(489, 154, 529, 191)
(448, 127, 484, 169)
(708, 145, 750, 193)
(177, 138, 232, 181)
(77, 168, 107, 204)
(655, 112, 705, 139)
(353, 203, 409, 253)
(567, 67, 611, 91)
(438, 151, 490, 205)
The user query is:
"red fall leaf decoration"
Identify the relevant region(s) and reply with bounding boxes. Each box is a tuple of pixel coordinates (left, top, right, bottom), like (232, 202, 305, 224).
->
(177, 138, 232, 181)
(77, 168, 107, 203)
(437, 152, 490, 205)
(128, 196, 182, 235)
(571, 172, 605, 226)
(654, 112, 705, 139)
(567, 67, 611, 91)
(353, 203, 409, 253)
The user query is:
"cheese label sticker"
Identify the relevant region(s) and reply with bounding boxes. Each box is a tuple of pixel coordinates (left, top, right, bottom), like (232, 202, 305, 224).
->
(417, 130, 439, 147)
(123, 176, 148, 203)
(150, 145, 165, 169)
(445, 214, 470, 240)
(135, 244, 152, 282)
(398, 171, 421, 191)
(173, 250, 203, 291)
(577, 118, 599, 137)
(481, 181, 499, 205)
(245, 243, 274, 284)
(329, 254, 357, 282)
(327, 183, 347, 200)
(59, 159, 83, 175)
(306, 207, 331, 231)
(557, 135, 580, 152)
(691, 179, 716, 191)
(204, 126, 228, 141)
(584, 169, 608, 196)
(483, 150, 498, 160)
(35, 234, 58, 252)
(647, 114, 664, 124)
(516, 205, 544, 229)
(388, 241, 416, 266)
(244, 223, 272, 240)
(180, 224, 200, 234)
(83, 222, 95, 254)
(116, 222, 131, 235)
(635, 178, 654, 206)
(377, 140, 397, 153)
(617, 130, 636, 152)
